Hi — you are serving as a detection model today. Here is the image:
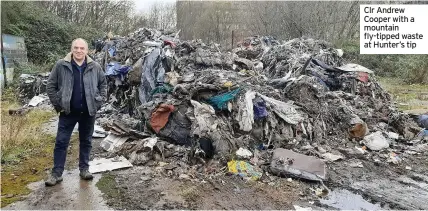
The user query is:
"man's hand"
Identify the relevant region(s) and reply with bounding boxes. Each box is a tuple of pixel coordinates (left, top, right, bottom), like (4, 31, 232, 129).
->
(54, 105, 63, 113)
(47, 62, 60, 108)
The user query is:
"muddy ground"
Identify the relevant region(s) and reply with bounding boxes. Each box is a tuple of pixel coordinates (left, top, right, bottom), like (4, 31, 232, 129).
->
(97, 143, 428, 210)
(4, 121, 428, 210)
(4, 80, 428, 210)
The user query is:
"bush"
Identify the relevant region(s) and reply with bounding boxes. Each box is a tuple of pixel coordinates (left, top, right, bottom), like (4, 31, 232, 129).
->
(397, 55, 428, 84)
(1, 1, 103, 65)
(338, 40, 428, 84)
(13, 62, 53, 78)
(0, 94, 56, 207)
(1, 86, 55, 164)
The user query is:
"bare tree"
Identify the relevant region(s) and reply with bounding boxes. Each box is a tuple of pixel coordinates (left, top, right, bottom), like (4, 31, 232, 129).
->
(176, 1, 362, 48)
(34, 0, 146, 36)
(146, 2, 176, 31)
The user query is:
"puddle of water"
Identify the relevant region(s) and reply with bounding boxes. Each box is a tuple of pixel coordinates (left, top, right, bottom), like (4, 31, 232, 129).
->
(319, 189, 382, 210)
(4, 169, 111, 210)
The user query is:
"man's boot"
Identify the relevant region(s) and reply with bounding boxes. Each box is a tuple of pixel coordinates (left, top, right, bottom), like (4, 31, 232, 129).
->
(45, 174, 63, 186)
(79, 169, 94, 180)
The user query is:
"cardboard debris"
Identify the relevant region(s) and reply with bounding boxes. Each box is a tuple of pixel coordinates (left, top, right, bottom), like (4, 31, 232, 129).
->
(337, 63, 374, 74)
(387, 132, 399, 140)
(100, 133, 129, 152)
(321, 153, 344, 162)
(93, 125, 108, 138)
(28, 95, 47, 107)
(89, 156, 133, 173)
(293, 205, 316, 211)
(110, 121, 131, 135)
(93, 132, 107, 138)
(349, 161, 364, 168)
(236, 147, 253, 159)
(143, 137, 158, 150)
(270, 148, 326, 181)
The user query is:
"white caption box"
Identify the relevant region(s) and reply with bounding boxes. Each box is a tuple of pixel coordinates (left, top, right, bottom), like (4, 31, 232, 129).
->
(360, 5, 428, 54)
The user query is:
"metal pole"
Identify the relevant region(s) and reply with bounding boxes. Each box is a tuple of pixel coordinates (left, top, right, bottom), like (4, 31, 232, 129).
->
(231, 30, 234, 50)
(1, 34, 7, 88)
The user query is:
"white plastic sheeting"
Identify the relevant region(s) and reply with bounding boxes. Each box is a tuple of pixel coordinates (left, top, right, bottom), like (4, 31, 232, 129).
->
(363, 131, 390, 151)
(259, 94, 304, 125)
(236, 91, 256, 132)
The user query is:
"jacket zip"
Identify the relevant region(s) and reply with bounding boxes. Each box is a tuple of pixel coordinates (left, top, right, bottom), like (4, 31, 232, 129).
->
(80, 69, 83, 109)
(64, 62, 93, 114)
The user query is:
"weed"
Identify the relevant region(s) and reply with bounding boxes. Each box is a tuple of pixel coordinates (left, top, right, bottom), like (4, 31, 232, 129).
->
(96, 173, 121, 199)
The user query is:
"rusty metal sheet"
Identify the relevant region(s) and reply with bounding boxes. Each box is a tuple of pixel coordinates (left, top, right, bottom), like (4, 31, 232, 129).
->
(270, 148, 326, 181)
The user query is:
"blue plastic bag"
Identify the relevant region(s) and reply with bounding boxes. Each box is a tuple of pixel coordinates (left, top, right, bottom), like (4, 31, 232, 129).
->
(207, 88, 241, 111)
(108, 46, 116, 57)
(418, 115, 428, 129)
(253, 98, 268, 120)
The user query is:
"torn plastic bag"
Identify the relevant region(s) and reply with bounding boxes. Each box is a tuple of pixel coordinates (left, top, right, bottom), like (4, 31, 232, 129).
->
(259, 94, 304, 124)
(198, 137, 214, 159)
(363, 131, 389, 151)
(269, 70, 293, 88)
(139, 48, 166, 103)
(308, 70, 330, 90)
(103, 39, 114, 49)
(190, 100, 235, 154)
(150, 104, 175, 133)
(128, 58, 143, 85)
(106, 62, 121, 76)
(143, 41, 163, 47)
(181, 72, 195, 82)
(309, 59, 343, 90)
(253, 97, 268, 120)
(311, 58, 338, 72)
(207, 88, 241, 111)
(106, 62, 131, 78)
(108, 46, 116, 57)
(357, 72, 369, 83)
(236, 91, 256, 132)
(150, 84, 173, 96)
(190, 100, 217, 136)
(163, 40, 176, 48)
(118, 66, 131, 74)
(158, 104, 192, 146)
(416, 129, 428, 140)
(418, 114, 428, 129)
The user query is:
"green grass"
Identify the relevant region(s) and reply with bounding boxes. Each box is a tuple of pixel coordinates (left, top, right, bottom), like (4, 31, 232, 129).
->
(1, 99, 56, 165)
(1, 87, 56, 207)
(180, 185, 200, 203)
(378, 77, 428, 112)
(96, 173, 121, 199)
(0, 86, 85, 207)
(0, 111, 56, 207)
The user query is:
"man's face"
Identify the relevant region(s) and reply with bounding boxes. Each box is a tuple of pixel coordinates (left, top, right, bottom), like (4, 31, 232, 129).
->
(72, 40, 88, 61)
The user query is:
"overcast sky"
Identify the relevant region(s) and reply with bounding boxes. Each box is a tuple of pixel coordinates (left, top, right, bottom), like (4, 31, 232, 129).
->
(132, 0, 176, 13)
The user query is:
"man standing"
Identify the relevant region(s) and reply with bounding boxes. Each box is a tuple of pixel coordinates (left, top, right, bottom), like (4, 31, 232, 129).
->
(45, 38, 107, 186)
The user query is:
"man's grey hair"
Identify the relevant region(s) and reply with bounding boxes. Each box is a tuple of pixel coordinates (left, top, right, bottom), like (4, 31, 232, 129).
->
(71, 38, 89, 51)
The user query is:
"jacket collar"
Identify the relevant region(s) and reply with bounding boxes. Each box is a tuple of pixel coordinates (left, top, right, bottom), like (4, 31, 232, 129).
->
(63, 52, 93, 64)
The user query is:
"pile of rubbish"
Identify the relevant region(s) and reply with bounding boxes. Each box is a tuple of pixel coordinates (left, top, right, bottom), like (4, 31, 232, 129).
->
(19, 28, 427, 182)
(18, 73, 50, 103)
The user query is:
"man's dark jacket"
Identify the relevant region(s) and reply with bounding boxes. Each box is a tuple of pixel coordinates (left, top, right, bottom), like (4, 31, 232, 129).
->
(47, 52, 107, 116)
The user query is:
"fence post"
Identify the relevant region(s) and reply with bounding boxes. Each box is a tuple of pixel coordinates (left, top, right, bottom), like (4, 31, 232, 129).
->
(232, 30, 234, 50)
(1, 34, 6, 88)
